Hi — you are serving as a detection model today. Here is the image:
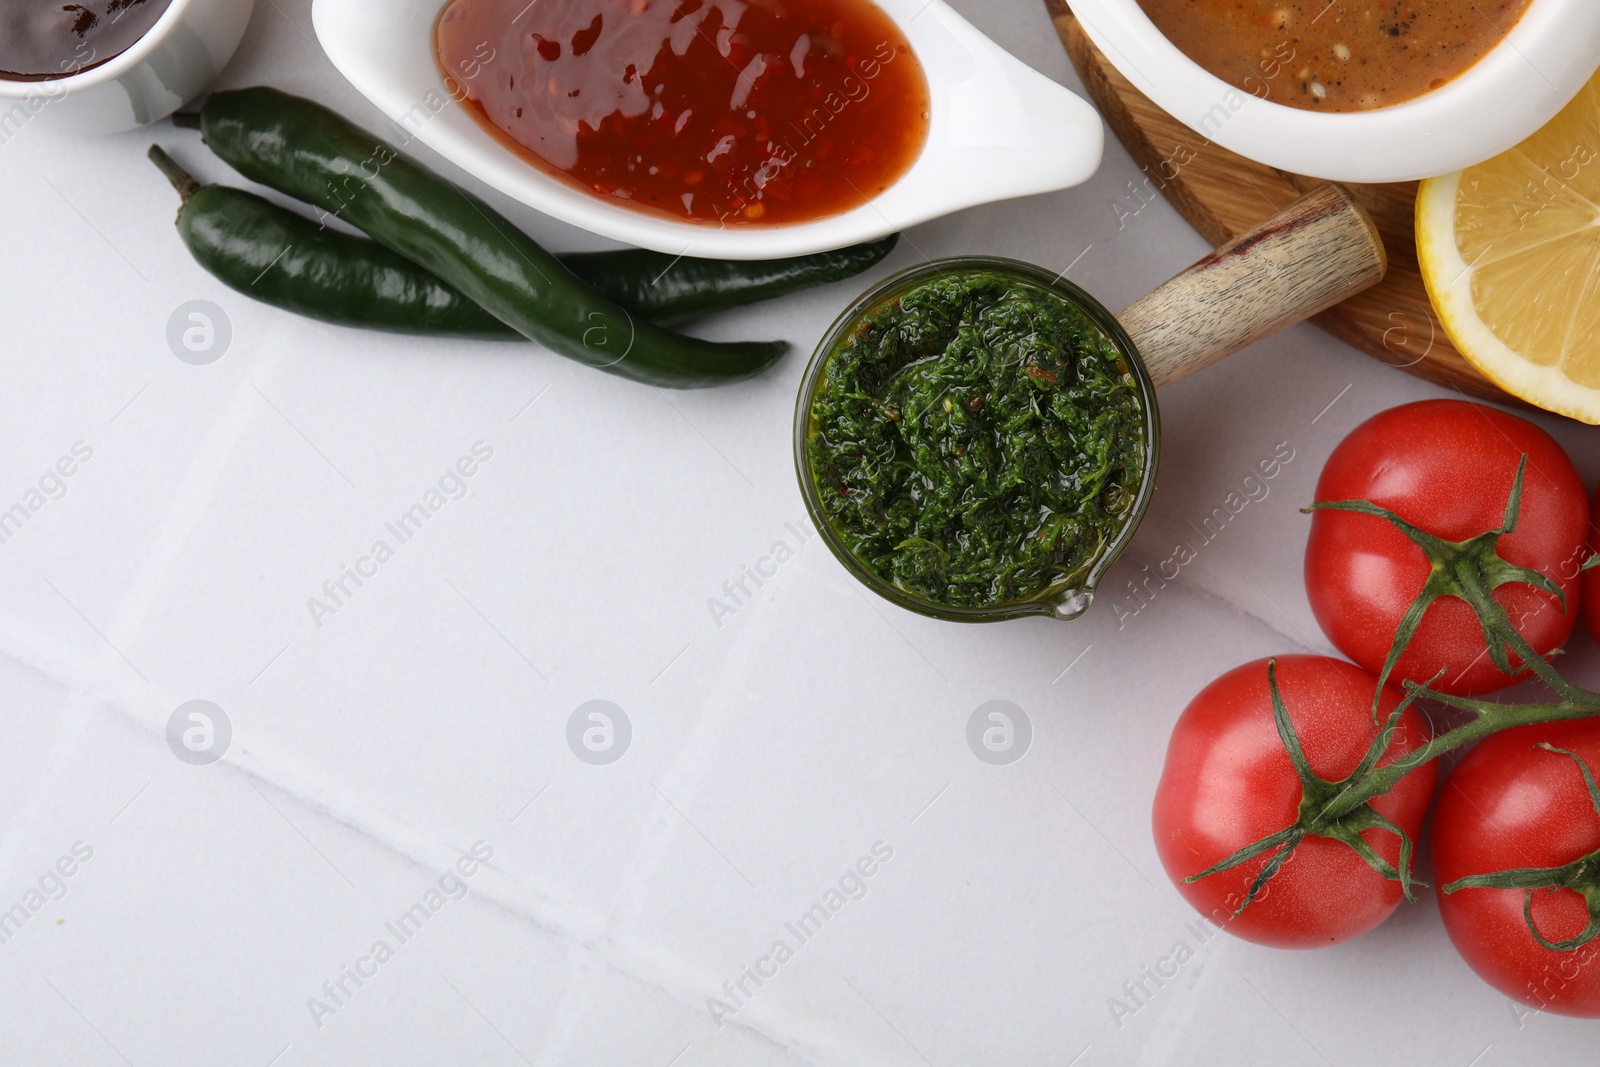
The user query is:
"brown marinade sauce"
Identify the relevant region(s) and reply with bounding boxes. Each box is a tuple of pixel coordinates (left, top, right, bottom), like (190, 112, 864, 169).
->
(0, 0, 175, 81)
(1137, 0, 1535, 112)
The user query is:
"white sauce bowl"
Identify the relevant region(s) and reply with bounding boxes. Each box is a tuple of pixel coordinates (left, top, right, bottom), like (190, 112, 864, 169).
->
(0, 0, 255, 135)
(1071, 0, 1600, 182)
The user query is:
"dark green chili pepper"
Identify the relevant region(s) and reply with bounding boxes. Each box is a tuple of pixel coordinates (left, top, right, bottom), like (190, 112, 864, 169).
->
(151, 140, 897, 337)
(558, 235, 898, 326)
(151, 146, 516, 340)
(183, 86, 788, 388)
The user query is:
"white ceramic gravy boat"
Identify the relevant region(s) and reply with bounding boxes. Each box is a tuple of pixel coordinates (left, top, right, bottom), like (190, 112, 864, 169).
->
(311, 0, 1104, 258)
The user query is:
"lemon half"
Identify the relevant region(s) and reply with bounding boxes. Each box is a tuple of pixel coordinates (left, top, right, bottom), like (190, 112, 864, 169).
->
(1418, 74, 1600, 423)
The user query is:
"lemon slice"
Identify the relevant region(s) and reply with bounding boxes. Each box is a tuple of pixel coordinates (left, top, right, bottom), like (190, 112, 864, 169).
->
(1417, 73, 1600, 423)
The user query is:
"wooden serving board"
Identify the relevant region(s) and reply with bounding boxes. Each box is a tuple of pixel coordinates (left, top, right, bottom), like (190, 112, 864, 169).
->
(1046, 0, 1515, 404)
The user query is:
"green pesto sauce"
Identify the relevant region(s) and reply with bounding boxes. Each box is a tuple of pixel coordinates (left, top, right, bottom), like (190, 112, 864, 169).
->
(807, 270, 1147, 609)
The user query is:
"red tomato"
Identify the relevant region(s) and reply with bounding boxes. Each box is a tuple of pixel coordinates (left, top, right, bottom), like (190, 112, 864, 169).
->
(1152, 656, 1437, 948)
(1306, 400, 1587, 696)
(1433, 721, 1600, 1018)
(1584, 484, 1600, 643)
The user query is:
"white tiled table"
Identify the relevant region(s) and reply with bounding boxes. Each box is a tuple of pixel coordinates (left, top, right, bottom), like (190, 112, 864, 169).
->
(2, 2, 1597, 1063)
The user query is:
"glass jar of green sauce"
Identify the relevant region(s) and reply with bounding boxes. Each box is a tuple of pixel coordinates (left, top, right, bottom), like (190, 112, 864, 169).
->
(795, 257, 1160, 623)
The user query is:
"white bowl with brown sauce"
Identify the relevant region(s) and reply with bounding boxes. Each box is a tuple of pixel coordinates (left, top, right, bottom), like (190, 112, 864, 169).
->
(1071, 0, 1600, 182)
(0, 0, 255, 134)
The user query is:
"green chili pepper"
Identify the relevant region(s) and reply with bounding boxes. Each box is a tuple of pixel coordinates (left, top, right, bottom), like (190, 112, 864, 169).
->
(151, 146, 515, 340)
(182, 87, 789, 388)
(557, 236, 898, 326)
(149, 147, 898, 340)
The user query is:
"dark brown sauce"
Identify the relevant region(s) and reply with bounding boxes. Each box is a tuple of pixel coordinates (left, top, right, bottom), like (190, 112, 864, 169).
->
(0, 0, 175, 81)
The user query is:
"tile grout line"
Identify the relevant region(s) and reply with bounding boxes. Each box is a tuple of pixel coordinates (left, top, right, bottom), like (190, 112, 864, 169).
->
(0, 624, 881, 1067)
(1111, 544, 1328, 655)
(0, 349, 865, 1061)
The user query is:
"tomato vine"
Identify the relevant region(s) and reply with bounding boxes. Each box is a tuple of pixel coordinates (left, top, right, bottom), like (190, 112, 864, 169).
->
(1189, 452, 1600, 950)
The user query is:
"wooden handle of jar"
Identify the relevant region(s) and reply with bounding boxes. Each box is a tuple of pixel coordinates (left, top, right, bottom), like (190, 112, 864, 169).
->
(1117, 183, 1387, 389)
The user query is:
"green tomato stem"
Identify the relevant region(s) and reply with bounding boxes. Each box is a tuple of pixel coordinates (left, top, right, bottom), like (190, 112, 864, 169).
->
(1195, 455, 1599, 914)
(1322, 692, 1600, 820)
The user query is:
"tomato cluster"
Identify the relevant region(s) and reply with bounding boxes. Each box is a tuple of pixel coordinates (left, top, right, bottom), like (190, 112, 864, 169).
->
(1152, 399, 1600, 1017)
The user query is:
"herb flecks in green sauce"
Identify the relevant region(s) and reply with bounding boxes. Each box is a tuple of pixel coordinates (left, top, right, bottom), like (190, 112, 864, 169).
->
(808, 271, 1147, 609)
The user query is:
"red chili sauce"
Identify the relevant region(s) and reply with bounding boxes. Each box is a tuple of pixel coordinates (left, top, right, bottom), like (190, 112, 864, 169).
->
(434, 0, 931, 226)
